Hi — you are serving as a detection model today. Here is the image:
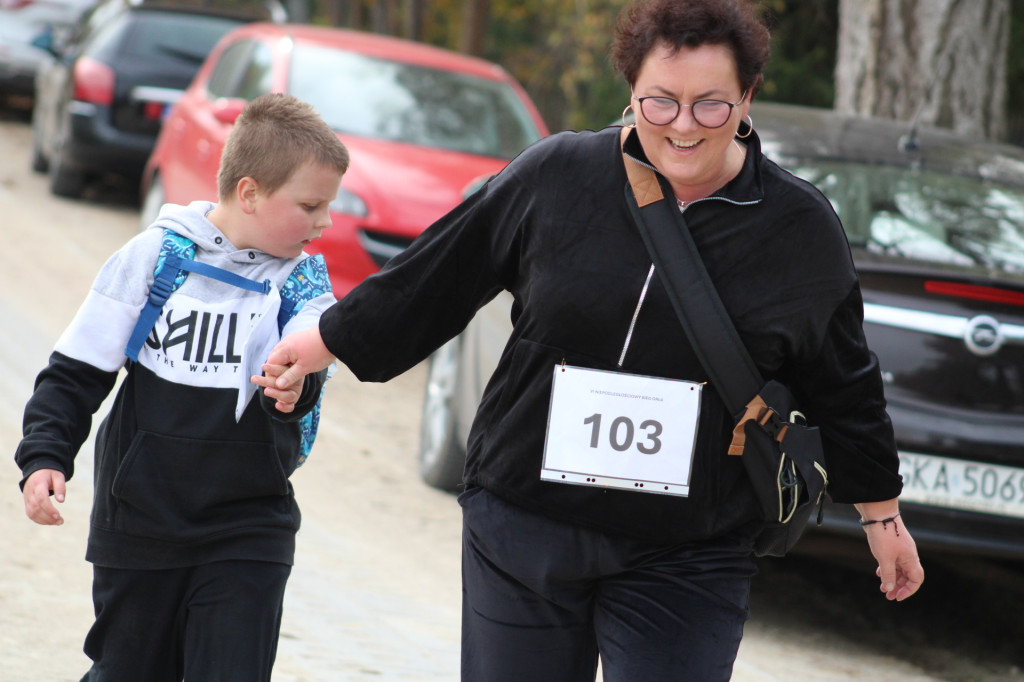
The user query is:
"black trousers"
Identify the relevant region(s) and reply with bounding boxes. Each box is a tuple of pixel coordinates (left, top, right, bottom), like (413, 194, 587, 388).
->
(460, 487, 757, 682)
(80, 560, 291, 682)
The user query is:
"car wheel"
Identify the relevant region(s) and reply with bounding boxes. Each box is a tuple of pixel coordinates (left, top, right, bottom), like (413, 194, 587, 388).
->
(140, 174, 166, 231)
(48, 131, 84, 198)
(418, 337, 467, 491)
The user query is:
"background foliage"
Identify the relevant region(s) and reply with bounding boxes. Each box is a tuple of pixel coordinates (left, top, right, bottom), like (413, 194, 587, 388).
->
(316, 0, 1024, 144)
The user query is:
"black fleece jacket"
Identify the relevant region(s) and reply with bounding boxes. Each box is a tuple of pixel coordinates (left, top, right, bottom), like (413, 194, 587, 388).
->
(322, 125, 902, 544)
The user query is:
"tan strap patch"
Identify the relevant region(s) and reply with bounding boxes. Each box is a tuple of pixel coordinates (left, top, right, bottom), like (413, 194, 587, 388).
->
(728, 393, 766, 455)
(728, 393, 787, 455)
(620, 126, 664, 207)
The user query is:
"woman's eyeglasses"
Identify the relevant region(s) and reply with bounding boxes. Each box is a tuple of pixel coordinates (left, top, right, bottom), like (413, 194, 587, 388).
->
(632, 90, 747, 129)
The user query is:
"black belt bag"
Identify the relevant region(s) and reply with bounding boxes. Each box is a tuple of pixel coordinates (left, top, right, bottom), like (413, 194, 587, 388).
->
(620, 127, 828, 557)
(730, 379, 828, 556)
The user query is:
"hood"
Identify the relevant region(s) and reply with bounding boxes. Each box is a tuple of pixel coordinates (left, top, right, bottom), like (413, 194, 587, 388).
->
(150, 200, 224, 248)
(339, 136, 511, 237)
(148, 200, 287, 266)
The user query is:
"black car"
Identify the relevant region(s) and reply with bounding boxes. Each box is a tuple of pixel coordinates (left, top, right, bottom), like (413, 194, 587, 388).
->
(29, 0, 280, 198)
(418, 102, 1024, 560)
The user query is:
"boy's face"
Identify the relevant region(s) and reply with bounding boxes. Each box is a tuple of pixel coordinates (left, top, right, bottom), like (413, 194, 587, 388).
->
(246, 160, 342, 259)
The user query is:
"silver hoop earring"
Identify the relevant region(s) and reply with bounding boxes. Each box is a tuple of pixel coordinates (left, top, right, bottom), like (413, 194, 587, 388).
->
(736, 115, 753, 139)
(621, 104, 633, 127)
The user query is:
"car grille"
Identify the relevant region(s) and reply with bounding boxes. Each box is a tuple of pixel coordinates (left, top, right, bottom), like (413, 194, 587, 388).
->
(862, 274, 1024, 416)
(358, 229, 415, 268)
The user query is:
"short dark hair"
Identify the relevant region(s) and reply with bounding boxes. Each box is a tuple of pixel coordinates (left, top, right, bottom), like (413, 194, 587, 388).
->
(218, 93, 350, 200)
(610, 0, 771, 96)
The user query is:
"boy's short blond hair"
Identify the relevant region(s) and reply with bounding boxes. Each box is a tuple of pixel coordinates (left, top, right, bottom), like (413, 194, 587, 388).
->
(217, 93, 350, 200)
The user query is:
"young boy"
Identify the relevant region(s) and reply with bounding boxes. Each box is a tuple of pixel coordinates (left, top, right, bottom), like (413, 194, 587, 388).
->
(15, 93, 349, 681)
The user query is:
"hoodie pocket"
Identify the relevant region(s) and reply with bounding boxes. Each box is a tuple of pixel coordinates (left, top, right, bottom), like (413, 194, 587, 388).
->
(111, 430, 292, 542)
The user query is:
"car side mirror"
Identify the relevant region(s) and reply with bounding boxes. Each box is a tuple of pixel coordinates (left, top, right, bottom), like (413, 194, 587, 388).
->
(212, 98, 248, 125)
(30, 25, 57, 57)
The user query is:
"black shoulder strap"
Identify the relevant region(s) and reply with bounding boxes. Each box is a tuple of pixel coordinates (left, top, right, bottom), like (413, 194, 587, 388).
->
(619, 126, 763, 416)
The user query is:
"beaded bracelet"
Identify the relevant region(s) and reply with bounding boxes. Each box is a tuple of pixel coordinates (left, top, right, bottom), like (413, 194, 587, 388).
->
(859, 513, 900, 536)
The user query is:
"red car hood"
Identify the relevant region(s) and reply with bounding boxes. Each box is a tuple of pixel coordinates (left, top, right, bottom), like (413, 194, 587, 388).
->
(336, 134, 512, 237)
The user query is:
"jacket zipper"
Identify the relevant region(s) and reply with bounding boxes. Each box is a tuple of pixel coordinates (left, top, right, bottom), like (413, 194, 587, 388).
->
(616, 146, 761, 365)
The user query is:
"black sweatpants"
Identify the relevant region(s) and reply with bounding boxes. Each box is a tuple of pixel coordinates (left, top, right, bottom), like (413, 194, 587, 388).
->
(459, 487, 757, 682)
(80, 560, 291, 682)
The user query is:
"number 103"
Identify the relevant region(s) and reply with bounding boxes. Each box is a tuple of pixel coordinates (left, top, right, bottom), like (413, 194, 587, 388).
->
(583, 413, 663, 455)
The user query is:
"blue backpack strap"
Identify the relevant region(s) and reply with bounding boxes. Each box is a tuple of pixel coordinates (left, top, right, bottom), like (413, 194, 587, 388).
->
(125, 230, 195, 361)
(278, 254, 332, 466)
(171, 257, 272, 294)
(125, 229, 271, 362)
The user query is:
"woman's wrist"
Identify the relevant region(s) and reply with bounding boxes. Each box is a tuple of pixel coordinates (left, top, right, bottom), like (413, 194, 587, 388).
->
(855, 499, 902, 533)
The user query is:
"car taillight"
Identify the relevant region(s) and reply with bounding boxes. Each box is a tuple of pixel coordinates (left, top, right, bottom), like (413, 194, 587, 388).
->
(72, 57, 115, 106)
(0, 0, 35, 9)
(925, 280, 1024, 306)
(141, 101, 165, 121)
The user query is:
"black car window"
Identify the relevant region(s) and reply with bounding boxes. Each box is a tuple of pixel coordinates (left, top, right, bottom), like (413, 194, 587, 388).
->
(288, 44, 540, 159)
(206, 39, 255, 98)
(797, 162, 1024, 278)
(87, 11, 243, 66)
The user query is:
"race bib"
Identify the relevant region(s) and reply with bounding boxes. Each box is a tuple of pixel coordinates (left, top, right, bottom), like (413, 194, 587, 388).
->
(541, 364, 702, 497)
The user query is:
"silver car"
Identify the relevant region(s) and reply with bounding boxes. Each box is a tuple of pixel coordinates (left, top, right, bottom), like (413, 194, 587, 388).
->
(0, 0, 93, 99)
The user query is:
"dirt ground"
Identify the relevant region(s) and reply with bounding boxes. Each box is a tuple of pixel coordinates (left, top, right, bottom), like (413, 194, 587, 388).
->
(1, 107, 1022, 681)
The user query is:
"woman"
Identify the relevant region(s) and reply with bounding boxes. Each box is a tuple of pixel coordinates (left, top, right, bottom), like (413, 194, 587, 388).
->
(255, 0, 924, 679)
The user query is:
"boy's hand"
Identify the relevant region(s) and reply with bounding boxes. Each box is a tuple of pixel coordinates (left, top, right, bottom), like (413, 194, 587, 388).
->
(258, 362, 304, 413)
(23, 469, 67, 526)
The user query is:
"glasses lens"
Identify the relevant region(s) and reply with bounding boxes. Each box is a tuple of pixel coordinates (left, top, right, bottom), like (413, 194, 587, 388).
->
(691, 100, 733, 128)
(639, 97, 680, 125)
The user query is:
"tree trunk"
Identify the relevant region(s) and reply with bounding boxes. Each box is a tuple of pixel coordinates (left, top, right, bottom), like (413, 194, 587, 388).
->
(459, 0, 489, 56)
(371, 0, 399, 34)
(403, 0, 426, 41)
(834, 0, 1010, 141)
(327, 0, 361, 28)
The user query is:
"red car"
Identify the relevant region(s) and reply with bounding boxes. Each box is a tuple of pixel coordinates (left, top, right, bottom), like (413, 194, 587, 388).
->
(140, 23, 548, 296)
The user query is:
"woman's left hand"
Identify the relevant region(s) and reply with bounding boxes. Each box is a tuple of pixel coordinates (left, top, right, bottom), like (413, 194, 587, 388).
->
(856, 500, 925, 601)
(251, 326, 335, 413)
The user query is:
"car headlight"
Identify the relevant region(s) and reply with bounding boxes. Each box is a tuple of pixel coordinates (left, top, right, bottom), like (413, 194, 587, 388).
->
(330, 187, 368, 217)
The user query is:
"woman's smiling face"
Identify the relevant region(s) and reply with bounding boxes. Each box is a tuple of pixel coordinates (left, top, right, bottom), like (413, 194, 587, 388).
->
(631, 41, 750, 201)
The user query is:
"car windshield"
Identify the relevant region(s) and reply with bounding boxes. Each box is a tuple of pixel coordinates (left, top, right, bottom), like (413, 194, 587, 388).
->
(289, 44, 540, 159)
(794, 162, 1024, 278)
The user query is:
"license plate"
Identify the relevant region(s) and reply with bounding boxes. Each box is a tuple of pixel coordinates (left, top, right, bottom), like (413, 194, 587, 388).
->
(898, 451, 1024, 519)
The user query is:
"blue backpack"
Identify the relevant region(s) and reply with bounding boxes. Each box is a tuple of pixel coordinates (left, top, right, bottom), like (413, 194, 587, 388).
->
(124, 228, 331, 465)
